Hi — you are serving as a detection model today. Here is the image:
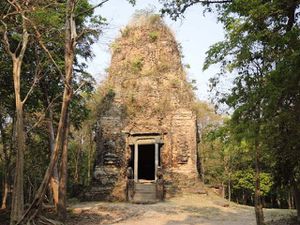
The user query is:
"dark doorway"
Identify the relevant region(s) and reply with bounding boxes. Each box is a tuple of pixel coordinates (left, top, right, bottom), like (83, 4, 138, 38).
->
(138, 144, 155, 180)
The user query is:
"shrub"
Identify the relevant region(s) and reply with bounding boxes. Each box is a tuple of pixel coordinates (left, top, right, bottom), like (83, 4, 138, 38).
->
(149, 31, 159, 42)
(121, 27, 130, 37)
(110, 42, 121, 53)
(131, 57, 143, 72)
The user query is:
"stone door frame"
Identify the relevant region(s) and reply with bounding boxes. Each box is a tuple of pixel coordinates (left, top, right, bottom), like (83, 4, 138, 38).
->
(127, 132, 163, 182)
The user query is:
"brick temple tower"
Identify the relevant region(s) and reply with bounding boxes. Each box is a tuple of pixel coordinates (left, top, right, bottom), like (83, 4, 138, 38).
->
(87, 14, 199, 202)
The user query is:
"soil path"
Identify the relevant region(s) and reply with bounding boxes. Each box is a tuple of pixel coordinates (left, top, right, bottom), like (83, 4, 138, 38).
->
(67, 193, 296, 225)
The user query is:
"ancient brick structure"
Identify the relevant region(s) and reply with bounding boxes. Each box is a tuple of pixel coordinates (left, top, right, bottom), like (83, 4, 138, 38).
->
(87, 14, 199, 202)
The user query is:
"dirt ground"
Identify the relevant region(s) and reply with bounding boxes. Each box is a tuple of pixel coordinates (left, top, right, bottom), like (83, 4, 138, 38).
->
(66, 193, 297, 225)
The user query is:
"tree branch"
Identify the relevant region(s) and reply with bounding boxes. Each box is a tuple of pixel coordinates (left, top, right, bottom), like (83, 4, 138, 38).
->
(21, 62, 43, 104)
(76, 0, 109, 17)
(181, 0, 232, 14)
(0, 20, 14, 59)
(22, 16, 68, 87)
(161, 0, 232, 19)
(25, 94, 61, 134)
(18, 13, 29, 60)
(6, 0, 21, 12)
(286, 2, 297, 32)
(73, 80, 87, 95)
(76, 27, 96, 41)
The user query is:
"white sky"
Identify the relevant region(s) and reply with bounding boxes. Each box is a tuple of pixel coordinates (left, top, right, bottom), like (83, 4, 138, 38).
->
(88, 0, 225, 100)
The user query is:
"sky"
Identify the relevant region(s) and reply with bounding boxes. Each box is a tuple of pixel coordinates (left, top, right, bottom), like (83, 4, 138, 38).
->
(88, 0, 225, 101)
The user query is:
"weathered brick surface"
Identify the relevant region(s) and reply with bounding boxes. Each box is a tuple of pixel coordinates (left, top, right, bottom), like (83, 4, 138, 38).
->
(87, 15, 199, 201)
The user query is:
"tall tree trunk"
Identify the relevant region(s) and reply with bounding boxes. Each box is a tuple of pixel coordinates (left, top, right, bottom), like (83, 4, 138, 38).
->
(294, 184, 300, 223)
(10, 59, 27, 225)
(41, 76, 59, 207)
(57, 115, 69, 222)
(2, 9, 29, 224)
(16, 1, 76, 223)
(254, 140, 265, 225)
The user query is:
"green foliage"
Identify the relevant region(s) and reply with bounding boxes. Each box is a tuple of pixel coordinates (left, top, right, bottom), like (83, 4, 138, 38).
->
(176, 42, 184, 58)
(110, 42, 121, 53)
(232, 169, 255, 194)
(121, 27, 131, 37)
(0, 0, 106, 210)
(131, 57, 143, 72)
(203, 0, 300, 188)
(188, 79, 197, 90)
(161, 0, 299, 210)
(232, 170, 273, 197)
(160, 0, 225, 20)
(130, 10, 166, 29)
(148, 14, 161, 25)
(200, 118, 276, 205)
(127, 0, 136, 5)
(93, 85, 117, 119)
(31, 8, 63, 28)
(148, 31, 160, 42)
(184, 64, 191, 69)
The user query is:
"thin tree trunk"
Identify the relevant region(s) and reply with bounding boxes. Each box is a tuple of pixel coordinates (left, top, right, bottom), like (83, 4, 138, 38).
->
(270, 196, 274, 208)
(0, 115, 10, 209)
(276, 198, 281, 208)
(1, 172, 9, 209)
(41, 75, 59, 207)
(242, 191, 246, 205)
(294, 184, 300, 223)
(288, 188, 292, 209)
(254, 140, 265, 225)
(57, 114, 69, 222)
(88, 129, 92, 182)
(228, 179, 231, 203)
(291, 191, 295, 209)
(74, 136, 82, 184)
(221, 182, 225, 198)
(47, 109, 59, 207)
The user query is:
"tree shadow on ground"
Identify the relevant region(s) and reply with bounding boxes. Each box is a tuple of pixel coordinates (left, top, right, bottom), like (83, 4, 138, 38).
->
(159, 205, 254, 225)
(66, 204, 145, 225)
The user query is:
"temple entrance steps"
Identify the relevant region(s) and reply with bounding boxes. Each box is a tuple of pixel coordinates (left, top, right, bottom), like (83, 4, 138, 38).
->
(132, 182, 157, 203)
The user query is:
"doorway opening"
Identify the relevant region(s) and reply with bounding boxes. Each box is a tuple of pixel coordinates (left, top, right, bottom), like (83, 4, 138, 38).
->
(128, 143, 161, 181)
(138, 144, 155, 180)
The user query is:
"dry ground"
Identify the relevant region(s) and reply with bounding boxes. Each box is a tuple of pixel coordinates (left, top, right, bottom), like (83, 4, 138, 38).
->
(66, 193, 297, 225)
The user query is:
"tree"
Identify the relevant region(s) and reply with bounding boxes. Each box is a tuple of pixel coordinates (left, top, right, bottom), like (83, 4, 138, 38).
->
(202, 1, 300, 223)
(162, 0, 300, 223)
(0, 36, 15, 210)
(16, 0, 107, 223)
(0, 1, 31, 223)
